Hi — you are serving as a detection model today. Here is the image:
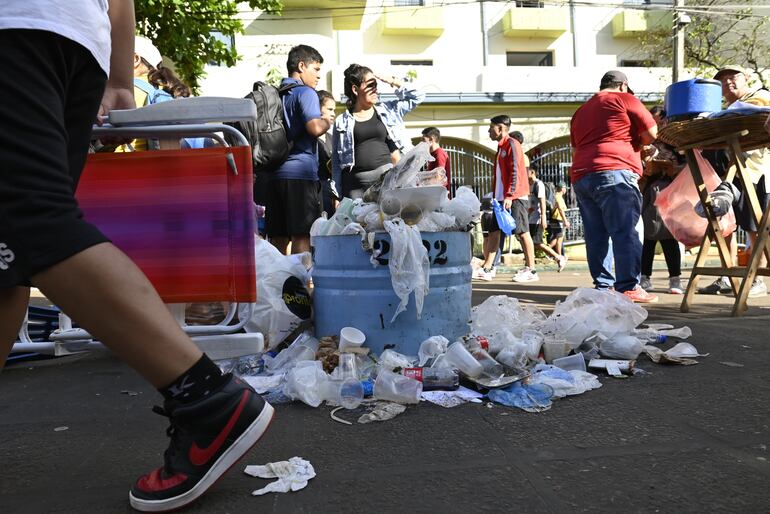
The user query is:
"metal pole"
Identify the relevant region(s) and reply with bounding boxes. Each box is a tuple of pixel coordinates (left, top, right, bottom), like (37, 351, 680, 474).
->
(672, 0, 685, 83)
(569, 0, 578, 67)
(480, 0, 488, 66)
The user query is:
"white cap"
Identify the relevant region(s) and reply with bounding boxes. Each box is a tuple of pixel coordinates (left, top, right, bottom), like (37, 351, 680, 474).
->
(135, 36, 162, 68)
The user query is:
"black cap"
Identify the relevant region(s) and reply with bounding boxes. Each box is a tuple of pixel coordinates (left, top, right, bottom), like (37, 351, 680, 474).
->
(600, 70, 633, 94)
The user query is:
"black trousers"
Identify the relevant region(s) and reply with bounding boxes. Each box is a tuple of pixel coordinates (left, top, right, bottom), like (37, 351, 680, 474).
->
(641, 238, 681, 277)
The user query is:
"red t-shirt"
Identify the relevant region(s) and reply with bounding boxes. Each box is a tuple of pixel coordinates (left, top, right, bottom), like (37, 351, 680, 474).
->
(428, 147, 451, 194)
(570, 91, 656, 184)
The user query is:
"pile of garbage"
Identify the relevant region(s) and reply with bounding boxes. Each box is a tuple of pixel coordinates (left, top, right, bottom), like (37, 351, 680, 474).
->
(218, 288, 706, 417)
(306, 143, 480, 322)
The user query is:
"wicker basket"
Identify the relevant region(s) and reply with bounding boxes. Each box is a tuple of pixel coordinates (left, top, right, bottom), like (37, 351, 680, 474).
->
(658, 112, 770, 151)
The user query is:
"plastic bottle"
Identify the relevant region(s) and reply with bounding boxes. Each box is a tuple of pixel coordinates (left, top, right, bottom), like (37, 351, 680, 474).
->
(402, 367, 460, 391)
(630, 328, 668, 344)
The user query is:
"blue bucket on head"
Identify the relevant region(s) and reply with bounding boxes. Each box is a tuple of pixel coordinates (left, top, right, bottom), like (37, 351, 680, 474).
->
(312, 231, 472, 356)
(664, 78, 723, 120)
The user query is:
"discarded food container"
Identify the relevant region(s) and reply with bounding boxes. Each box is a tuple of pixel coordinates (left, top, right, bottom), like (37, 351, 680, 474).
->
(543, 338, 570, 363)
(552, 353, 586, 372)
(374, 369, 422, 404)
(445, 341, 484, 378)
(339, 326, 366, 352)
(313, 232, 472, 355)
(588, 358, 635, 374)
(468, 347, 504, 380)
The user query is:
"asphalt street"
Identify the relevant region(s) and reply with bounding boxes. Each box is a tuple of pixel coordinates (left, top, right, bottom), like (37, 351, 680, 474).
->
(2, 267, 769, 513)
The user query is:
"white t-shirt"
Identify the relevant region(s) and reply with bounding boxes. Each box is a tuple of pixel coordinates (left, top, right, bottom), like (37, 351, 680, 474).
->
(528, 179, 545, 224)
(494, 160, 504, 201)
(0, 1, 111, 75)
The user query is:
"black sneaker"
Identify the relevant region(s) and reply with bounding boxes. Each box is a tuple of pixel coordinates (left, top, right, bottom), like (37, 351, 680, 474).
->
(129, 375, 274, 512)
(697, 276, 731, 295)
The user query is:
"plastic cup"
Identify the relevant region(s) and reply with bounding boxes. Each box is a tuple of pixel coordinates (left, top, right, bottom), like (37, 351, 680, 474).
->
(339, 327, 366, 352)
(325, 378, 364, 409)
(373, 369, 422, 404)
(552, 353, 586, 372)
(380, 196, 402, 216)
(337, 353, 358, 380)
(469, 347, 504, 380)
(543, 339, 571, 363)
(445, 341, 484, 378)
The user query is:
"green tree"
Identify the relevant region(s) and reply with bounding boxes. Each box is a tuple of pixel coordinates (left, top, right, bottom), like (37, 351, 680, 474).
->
(636, 1, 769, 87)
(135, 0, 283, 92)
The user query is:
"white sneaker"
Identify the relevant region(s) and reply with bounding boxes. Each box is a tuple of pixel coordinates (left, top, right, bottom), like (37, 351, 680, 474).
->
(748, 278, 767, 298)
(513, 268, 539, 283)
(489, 267, 497, 278)
(472, 267, 493, 281)
(556, 255, 567, 272)
(668, 276, 684, 294)
(639, 275, 652, 291)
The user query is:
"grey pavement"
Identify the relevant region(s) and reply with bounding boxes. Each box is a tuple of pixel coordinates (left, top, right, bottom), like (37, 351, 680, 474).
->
(2, 267, 770, 513)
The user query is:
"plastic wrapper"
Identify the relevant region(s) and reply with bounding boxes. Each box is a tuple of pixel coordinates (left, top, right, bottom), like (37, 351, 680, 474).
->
(655, 150, 737, 247)
(416, 167, 447, 187)
(352, 202, 380, 224)
(382, 219, 430, 322)
(443, 186, 481, 229)
(418, 336, 449, 366)
(284, 361, 329, 408)
(363, 209, 384, 231)
(599, 335, 643, 360)
(377, 349, 416, 371)
(380, 142, 435, 194)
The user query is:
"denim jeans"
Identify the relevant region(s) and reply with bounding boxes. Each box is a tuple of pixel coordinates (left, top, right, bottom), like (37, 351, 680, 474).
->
(573, 169, 642, 292)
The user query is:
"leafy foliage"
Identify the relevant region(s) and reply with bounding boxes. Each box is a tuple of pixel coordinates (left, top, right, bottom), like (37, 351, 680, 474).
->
(636, 1, 769, 87)
(135, 0, 283, 92)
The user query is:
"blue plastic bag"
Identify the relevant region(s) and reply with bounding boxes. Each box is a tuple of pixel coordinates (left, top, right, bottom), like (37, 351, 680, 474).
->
(492, 199, 516, 235)
(487, 382, 554, 412)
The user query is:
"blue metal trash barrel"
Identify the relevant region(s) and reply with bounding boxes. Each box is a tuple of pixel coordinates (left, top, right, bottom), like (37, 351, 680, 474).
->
(312, 231, 472, 355)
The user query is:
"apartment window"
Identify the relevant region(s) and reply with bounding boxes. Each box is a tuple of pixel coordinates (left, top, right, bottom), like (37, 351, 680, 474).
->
(506, 51, 553, 66)
(620, 59, 657, 67)
(515, 1, 544, 7)
(394, 0, 424, 6)
(208, 32, 235, 66)
(390, 60, 433, 66)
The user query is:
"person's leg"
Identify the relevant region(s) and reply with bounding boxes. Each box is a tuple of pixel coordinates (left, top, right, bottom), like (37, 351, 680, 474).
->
(660, 238, 681, 277)
(573, 174, 614, 289)
(595, 170, 643, 293)
(0, 286, 31, 370)
(518, 231, 536, 269)
(641, 238, 656, 277)
(288, 179, 321, 255)
(265, 178, 290, 254)
(32, 243, 201, 385)
(483, 230, 501, 269)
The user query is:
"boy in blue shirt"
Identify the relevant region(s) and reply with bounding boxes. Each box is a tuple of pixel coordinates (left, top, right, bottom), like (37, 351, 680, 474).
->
(266, 44, 333, 255)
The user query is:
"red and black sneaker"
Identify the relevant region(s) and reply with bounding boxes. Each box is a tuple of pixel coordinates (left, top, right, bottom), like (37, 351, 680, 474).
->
(129, 375, 274, 512)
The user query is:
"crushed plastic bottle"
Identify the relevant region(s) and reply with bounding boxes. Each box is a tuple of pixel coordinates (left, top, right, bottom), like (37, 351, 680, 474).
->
(402, 367, 459, 390)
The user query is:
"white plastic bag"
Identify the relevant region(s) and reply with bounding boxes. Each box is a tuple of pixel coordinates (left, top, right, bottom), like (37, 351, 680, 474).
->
(418, 336, 449, 366)
(383, 219, 430, 322)
(378, 349, 416, 371)
(238, 238, 312, 349)
(599, 335, 643, 360)
(444, 186, 481, 229)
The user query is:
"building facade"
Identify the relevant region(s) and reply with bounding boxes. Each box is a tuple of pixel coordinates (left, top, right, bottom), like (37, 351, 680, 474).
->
(199, 0, 680, 153)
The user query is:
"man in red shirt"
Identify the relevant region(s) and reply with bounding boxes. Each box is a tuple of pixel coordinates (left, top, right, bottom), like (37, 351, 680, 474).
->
(474, 115, 536, 282)
(421, 126, 451, 195)
(570, 70, 658, 302)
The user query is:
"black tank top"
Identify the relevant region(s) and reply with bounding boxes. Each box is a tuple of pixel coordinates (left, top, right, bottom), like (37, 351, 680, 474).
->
(352, 114, 392, 173)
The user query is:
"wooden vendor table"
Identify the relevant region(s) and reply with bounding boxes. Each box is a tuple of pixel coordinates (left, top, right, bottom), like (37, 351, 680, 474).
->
(658, 111, 770, 316)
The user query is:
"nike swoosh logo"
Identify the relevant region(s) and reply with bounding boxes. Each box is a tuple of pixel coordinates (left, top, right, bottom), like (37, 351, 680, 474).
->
(189, 390, 251, 467)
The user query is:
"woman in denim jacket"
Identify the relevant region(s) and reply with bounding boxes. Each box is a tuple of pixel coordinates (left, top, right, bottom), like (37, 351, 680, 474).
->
(332, 63, 425, 199)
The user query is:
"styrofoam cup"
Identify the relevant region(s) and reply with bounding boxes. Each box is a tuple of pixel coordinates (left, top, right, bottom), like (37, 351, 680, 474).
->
(339, 326, 366, 352)
(552, 353, 586, 372)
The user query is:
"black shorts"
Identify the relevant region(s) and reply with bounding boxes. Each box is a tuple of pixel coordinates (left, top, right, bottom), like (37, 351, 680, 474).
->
(529, 223, 544, 243)
(547, 221, 564, 242)
(265, 178, 322, 237)
(734, 176, 770, 232)
(481, 210, 499, 233)
(510, 198, 529, 235)
(0, 30, 109, 288)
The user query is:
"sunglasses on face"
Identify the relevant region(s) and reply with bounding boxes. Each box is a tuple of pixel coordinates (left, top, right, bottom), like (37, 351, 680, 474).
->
(363, 79, 377, 92)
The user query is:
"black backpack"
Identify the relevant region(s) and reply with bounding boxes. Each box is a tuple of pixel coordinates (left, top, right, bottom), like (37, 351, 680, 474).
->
(543, 181, 556, 217)
(227, 81, 298, 174)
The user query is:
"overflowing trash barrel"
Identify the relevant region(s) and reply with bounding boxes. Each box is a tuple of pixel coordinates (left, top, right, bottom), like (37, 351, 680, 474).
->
(312, 231, 472, 355)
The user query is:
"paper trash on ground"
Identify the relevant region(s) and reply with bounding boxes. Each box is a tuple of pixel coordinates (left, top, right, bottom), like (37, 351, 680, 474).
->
(244, 457, 316, 496)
